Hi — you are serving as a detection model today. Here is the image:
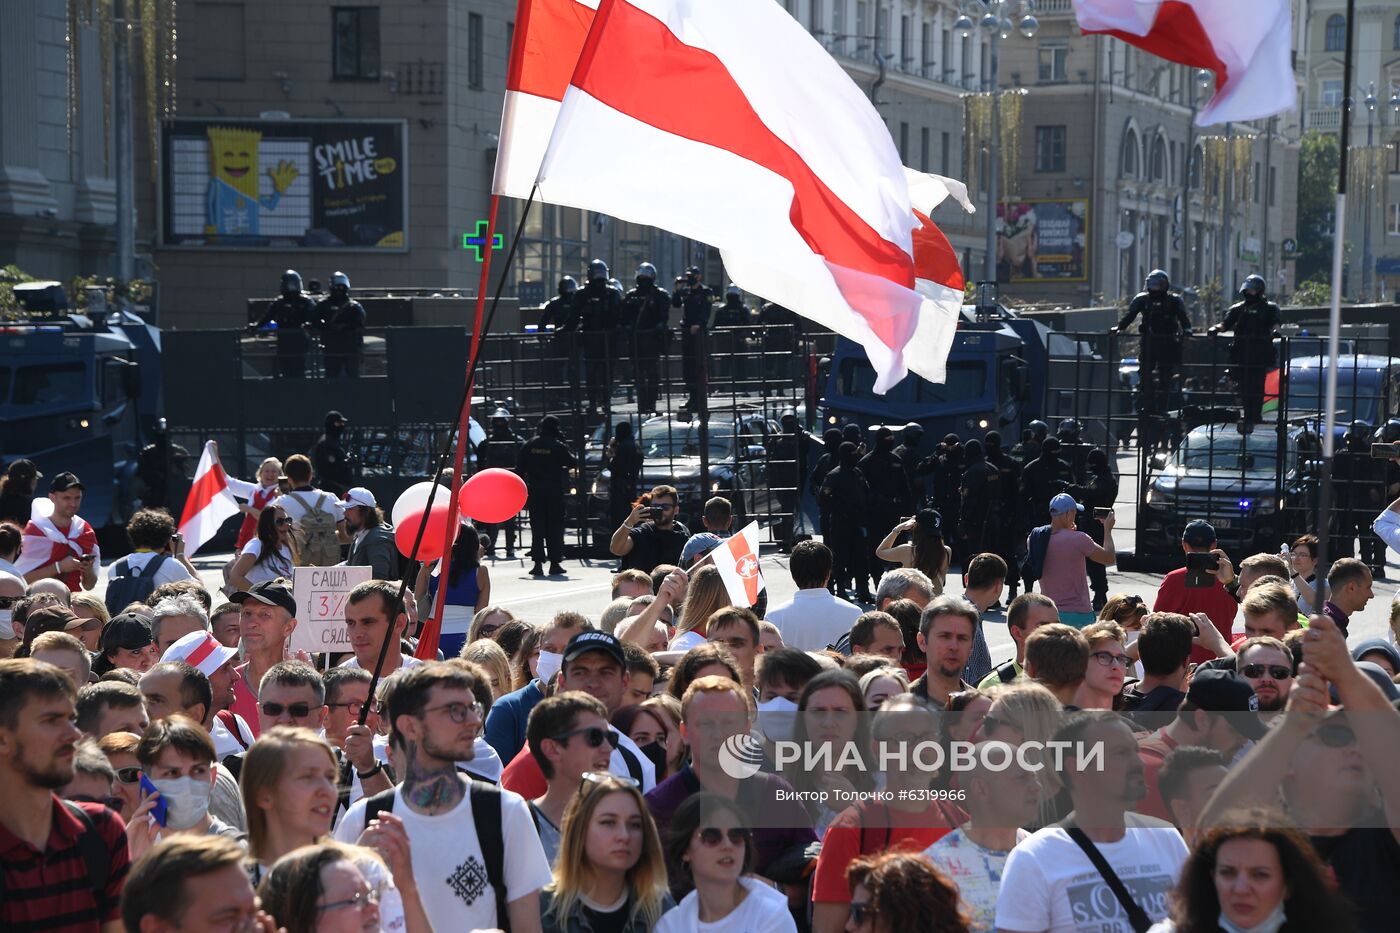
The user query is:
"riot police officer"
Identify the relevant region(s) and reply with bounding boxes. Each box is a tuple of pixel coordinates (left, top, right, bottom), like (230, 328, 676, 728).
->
(1079, 447, 1119, 611)
(136, 419, 191, 510)
(315, 272, 367, 378)
(577, 259, 623, 414)
(983, 431, 1023, 599)
(311, 409, 356, 497)
(766, 409, 807, 550)
(517, 415, 577, 577)
(541, 276, 580, 331)
(1019, 437, 1077, 529)
(893, 422, 926, 500)
(1113, 269, 1192, 414)
(251, 269, 317, 378)
(672, 266, 713, 415)
(625, 263, 672, 415)
(1056, 418, 1090, 484)
(860, 427, 913, 567)
(605, 420, 644, 530)
(809, 427, 843, 578)
(477, 408, 525, 558)
(1213, 274, 1281, 425)
(929, 434, 964, 549)
(1332, 420, 1386, 574)
(1013, 420, 1049, 465)
(958, 438, 1002, 558)
(819, 442, 873, 602)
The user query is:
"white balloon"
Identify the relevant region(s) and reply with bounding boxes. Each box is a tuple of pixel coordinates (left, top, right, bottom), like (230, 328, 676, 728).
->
(390, 482, 451, 527)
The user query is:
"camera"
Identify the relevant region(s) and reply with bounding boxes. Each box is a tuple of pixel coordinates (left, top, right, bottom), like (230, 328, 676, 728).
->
(1093, 507, 1113, 520)
(1184, 550, 1219, 588)
(1371, 443, 1400, 460)
(649, 505, 665, 521)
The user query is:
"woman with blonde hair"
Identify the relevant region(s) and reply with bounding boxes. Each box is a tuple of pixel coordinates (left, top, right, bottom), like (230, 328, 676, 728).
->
(469, 604, 517, 644)
(541, 772, 674, 933)
(460, 638, 512, 700)
(69, 592, 110, 652)
(980, 680, 1066, 827)
(668, 565, 727, 650)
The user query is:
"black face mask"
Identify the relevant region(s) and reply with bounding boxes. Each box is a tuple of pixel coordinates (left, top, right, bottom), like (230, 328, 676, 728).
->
(638, 740, 669, 776)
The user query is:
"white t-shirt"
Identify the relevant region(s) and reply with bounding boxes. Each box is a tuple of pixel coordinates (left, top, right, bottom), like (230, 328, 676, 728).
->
(334, 778, 552, 932)
(655, 877, 797, 933)
(764, 588, 863, 651)
(274, 489, 346, 524)
(110, 551, 194, 588)
(239, 538, 294, 583)
(994, 816, 1188, 933)
(210, 712, 256, 759)
(339, 654, 424, 671)
(669, 630, 707, 652)
(923, 827, 1030, 933)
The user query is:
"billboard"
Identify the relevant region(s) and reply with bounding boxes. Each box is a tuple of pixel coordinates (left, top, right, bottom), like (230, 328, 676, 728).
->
(996, 198, 1088, 282)
(161, 118, 408, 250)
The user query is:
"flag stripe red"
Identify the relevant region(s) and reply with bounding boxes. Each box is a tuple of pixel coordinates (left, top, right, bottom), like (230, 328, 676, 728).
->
(912, 209, 964, 292)
(178, 457, 230, 529)
(507, 0, 596, 100)
(184, 637, 218, 670)
(571, 0, 915, 345)
(1081, 1, 1228, 94)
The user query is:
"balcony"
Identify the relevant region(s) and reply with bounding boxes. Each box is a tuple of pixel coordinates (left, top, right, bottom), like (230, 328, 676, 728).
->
(1307, 108, 1342, 131)
(1038, 0, 1075, 14)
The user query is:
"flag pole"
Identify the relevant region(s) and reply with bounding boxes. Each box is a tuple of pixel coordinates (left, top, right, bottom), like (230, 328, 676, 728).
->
(1311, 0, 1355, 615)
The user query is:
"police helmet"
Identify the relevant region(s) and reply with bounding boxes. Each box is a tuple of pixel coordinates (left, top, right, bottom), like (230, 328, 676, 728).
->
(636, 262, 657, 284)
(1344, 420, 1371, 445)
(780, 407, 798, 423)
(559, 275, 579, 295)
(1058, 418, 1083, 441)
(330, 271, 351, 291)
(588, 259, 609, 282)
(686, 266, 702, 278)
(281, 269, 303, 294)
(1145, 269, 1169, 293)
(1239, 274, 1267, 299)
(1029, 420, 1050, 441)
(842, 423, 863, 444)
(491, 407, 511, 421)
(726, 283, 743, 301)
(1381, 419, 1400, 444)
(902, 422, 924, 441)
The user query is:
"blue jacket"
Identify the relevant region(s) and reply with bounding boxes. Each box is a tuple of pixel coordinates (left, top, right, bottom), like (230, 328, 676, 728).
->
(484, 679, 544, 762)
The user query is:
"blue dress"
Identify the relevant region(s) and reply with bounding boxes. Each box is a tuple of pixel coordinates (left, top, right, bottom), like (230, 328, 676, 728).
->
(427, 564, 480, 659)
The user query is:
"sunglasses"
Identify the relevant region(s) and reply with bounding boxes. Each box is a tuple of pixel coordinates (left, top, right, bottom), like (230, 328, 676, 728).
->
(582, 771, 639, 788)
(115, 767, 142, 785)
(1240, 664, 1293, 680)
(697, 826, 748, 847)
(1315, 722, 1355, 748)
(1090, 651, 1131, 668)
(478, 624, 501, 638)
(261, 701, 314, 719)
(274, 517, 292, 526)
(553, 726, 619, 749)
(849, 902, 877, 926)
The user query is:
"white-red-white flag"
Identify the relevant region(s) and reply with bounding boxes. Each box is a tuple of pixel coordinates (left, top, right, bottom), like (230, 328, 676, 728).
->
(493, 0, 600, 199)
(536, 0, 947, 391)
(903, 167, 974, 382)
(178, 442, 241, 556)
(1073, 0, 1295, 125)
(711, 522, 764, 607)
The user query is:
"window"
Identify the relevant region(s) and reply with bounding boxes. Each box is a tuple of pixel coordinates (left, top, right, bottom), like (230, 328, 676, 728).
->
(1388, 202, 1400, 236)
(877, 6, 890, 56)
(1038, 41, 1068, 82)
(1269, 165, 1277, 206)
(1121, 128, 1140, 178)
(899, 122, 910, 162)
(920, 127, 930, 172)
(901, 14, 912, 65)
(468, 13, 484, 89)
(921, 22, 932, 74)
(942, 29, 952, 81)
(941, 131, 950, 174)
(190, 3, 245, 80)
(332, 7, 379, 80)
(1325, 14, 1345, 52)
(1394, 14, 1400, 50)
(14, 363, 85, 406)
(1035, 125, 1066, 172)
(1253, 162, 1261, 203)
(1189, 144, 1203, 189)
(809, 0, 822, 33)
(856, 1, 869, 55)
(1321, 79, 1343, 107)
(832, 0, 846, 54)
(1151, 137, 1168, 182)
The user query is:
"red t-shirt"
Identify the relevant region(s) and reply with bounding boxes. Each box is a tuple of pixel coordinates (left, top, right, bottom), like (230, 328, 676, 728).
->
(1153, 568, 1238, 663)
(230, 663, 262, 739)
(1135, 729, 1179, 822)
(810, 800, 962, 903)
(0, 796, 130, 932)
(500, 745, 549, 800)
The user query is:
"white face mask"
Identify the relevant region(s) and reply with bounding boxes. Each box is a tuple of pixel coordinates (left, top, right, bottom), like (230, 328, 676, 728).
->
(535, 650, 563, 686)
(756, 696, 799, 744)
(151, 776, 213, 830)
(0, 609, 13, 641)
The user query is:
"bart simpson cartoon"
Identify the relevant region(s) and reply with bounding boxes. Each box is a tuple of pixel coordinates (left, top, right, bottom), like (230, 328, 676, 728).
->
(204, 126, 300, 236)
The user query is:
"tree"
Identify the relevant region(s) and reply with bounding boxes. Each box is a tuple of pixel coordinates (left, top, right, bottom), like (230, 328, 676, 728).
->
(1295, 130, 1339, 285)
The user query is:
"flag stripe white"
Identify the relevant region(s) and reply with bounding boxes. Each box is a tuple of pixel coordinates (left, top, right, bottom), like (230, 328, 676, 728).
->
(178, 441, 243, 556)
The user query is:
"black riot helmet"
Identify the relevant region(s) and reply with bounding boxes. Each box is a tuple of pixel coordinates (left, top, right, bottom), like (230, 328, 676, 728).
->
(1029, 420, 1050, 442)
(330, 271, 351, 299)
(983, 430, 1002, 457)
(874, 427, 895, 451)
(686, 265, 701, 283)
(963, 438, 984, 461)
(1343, 420, 1371, 449)
(558, 275, 579, 296)
(1057, 419, 1083, 443)
(280, 269, 303, 297)
(490, 406, 511, 429)
(902, 422, 924, 445)
(587, 259, 609, 282)
(725, 283, 743, 303)
(1145, 269, 1170, 294)
(842, 423, 863, 446)
(780, 408, 798, 429)
(823, 427, 843, 452)
(1239, 274, 1267, 300)
(636, 262, 657, 286)
(1381, 419, 1400, 444)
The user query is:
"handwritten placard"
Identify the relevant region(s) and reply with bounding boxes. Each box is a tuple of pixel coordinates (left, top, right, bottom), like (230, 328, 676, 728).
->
(290, 566, 373, 655)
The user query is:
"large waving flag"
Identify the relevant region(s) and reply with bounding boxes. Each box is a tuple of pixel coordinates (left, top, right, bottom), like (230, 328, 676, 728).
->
(535, 0, 941, 390)
(1073, 0, 1295, 125)
(178, 442, 242, 556)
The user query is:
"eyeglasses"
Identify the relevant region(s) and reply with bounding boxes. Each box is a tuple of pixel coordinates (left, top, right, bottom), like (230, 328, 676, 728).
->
(274, 516, 291, 526)
(1090, 651, 1131, 669)
(115, 767, 142, 785)
(553, 726, 619, 749)
(261, 701, 314, 719)
(1315, 722, 1355, 748)
(582, 771, 639, 787)
(420, 701, 484, 724)
(849, 901, 877, 926)
(478, 624, 501, 638)
(697, 826, 748, 847)
(1240, 664, 1293, 680)
(327, 700, 367, 715)
(317, 887, 379, 914)
(68, 793, 124, 811)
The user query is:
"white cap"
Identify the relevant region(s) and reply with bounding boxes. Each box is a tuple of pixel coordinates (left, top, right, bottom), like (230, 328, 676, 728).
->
(161, 631, 239, 678)
(345, 487, 377, 509)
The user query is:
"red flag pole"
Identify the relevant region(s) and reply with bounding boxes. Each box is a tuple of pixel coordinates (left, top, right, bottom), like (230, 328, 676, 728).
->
(417, 194, 502, 660)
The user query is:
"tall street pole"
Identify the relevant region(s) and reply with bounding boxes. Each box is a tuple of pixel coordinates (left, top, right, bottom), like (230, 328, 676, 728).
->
(1362, 90, 1375, 299)
(1221, 121, 1233, 303)
(983, 26, 1000, 284)
(1180, 78, 1197, 291)
(113, 0, 136, 294)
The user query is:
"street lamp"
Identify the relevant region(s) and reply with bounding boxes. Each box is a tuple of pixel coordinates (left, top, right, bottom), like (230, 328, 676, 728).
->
(977, 1, 1038, 287)
(1363, 83, 1376, 300)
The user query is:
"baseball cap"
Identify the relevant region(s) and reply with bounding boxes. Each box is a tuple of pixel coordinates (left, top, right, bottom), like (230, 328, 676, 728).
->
(49, 472, 84, 493)
(100, 612, 154, 653)
(562, 630, 626, 667)
(1186, 668, 1266, 740)
(680, 533, 724, 567)
(1048, 493, 1083, 515)
(25, 605, 82, 638)
(1182, 520, 1217, 548)
(162, 630, 239, 678)
(6, 459, 41, 482)
(344, 487, 378, 509)
(230, 579, 297, 615)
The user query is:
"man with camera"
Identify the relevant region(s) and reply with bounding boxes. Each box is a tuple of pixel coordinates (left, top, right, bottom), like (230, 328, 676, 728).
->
(609, 484, 691, 573)
(1152, 520, 1238, 663)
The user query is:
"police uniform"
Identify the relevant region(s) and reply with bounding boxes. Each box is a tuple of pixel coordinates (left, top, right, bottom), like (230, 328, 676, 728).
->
(859, 439, 913, 566)
(253, 275, 318, 378)
(517, 421, 578, 572)
(767, 419, 807, 549)
(958, 444, 1002, 557)
(315, 292, 367, 378)
(672, 279, 713, 414)
(1221, 293, 1281, 423)
(984, 434, 1023, 595)
(478, 419, 526, 557)
(575, 277, 622, 414)
(624, 279, 672, 415)
(1116, 287, 1191, 413)
(819, 460, 872, 600)
(606, 431, 644, 529)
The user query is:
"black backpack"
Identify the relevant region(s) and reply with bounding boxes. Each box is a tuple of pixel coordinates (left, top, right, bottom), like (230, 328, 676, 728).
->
(104, 553, 169, 616)
(0, 801, 110, 904)
(363, 781, 509, 930)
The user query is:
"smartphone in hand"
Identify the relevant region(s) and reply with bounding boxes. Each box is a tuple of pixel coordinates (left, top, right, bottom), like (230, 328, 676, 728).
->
(139, 774, 169, 827)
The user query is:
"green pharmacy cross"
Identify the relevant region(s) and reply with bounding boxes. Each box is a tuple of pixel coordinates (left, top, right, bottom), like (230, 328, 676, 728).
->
(461, 220, 504, 261)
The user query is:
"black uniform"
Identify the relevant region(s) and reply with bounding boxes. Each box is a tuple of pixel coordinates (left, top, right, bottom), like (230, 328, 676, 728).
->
(984, 433, 1023, 595)
(859, 437, 913, 567)
(541, 291, 579, 332)
(672, 281, 714, 414)
(477, 424, 526, 556)
(809, 431, 843, 566)
(1077, 452, 1119, 607)
(759, 302, 801, 380)
(311, 422, 356, 497)
(625, 282, 672, 415)
(819, 455, 872, 600)
(136, 434, 191, 509)
(1117, 289, 1191, 413)
(1221, 295, 1281, 423)
(929, 442, 964, 550)
(1019, 445, 1077, 529)
(958, 443, 1002, 557)
(893, 433, 926, 502)
(316, 296, 367, 378)
(253, 291, 318, 378)
(576, 279, 623, 414)
(767, 419, 807, 549)
(517, 422, 578, 569)
(606, 432, 644, 529)
(1332, 431, 1385, 571)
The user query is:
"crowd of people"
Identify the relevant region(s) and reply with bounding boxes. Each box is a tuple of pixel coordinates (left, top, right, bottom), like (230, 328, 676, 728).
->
(4, 437, 1400, 933)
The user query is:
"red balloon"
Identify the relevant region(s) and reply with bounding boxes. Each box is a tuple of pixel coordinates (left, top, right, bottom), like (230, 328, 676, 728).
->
(460, 468, 528, 524)
(395, 504, 457, 562)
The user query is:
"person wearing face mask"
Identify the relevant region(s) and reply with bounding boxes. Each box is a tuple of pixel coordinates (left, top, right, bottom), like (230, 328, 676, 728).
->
(314, 272, 367, 379)
(860, 428, 915, 568)
(484, 612, 592, 761)
(982, 431, 1024, 601)
(127, 714, 242, 864)
(671, 266, 713, 416)
(251, 269, 318, 378)
(312, 410, 358, 498)
(625, 262, 672, 416)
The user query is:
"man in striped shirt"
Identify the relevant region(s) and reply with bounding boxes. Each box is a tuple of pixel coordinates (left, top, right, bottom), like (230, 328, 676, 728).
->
(0, 658, 130, 932)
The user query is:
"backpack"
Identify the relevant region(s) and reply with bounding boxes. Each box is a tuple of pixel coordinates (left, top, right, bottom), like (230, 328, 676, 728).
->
(363, 780, 509, 929)
(0, 800, 110, 904)
(1022, 524, 1053, 584)
(290, 492, 342, 566)
(104, 553, 169, 616)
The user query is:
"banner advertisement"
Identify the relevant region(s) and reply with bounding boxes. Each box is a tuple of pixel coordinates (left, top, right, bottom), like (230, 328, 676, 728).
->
(996, 199, 1089, 282)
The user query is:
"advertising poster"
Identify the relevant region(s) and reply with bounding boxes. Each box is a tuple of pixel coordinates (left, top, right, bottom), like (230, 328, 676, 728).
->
(996, 198, 1088, 282)
(162, 118, 408, 250)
